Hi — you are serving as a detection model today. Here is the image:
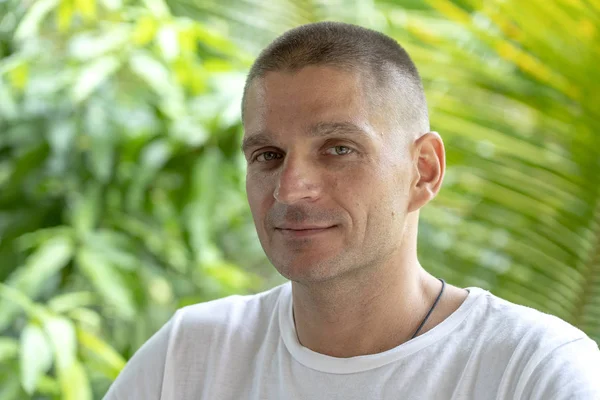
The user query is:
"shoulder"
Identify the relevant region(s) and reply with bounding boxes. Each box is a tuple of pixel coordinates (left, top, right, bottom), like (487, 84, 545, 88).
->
(447, 287, 591, 370)
(169, 282, 288, 346)
(464, 288, 600, 398)
(467, 287, 588, 347)
(103, 284, 289, 399)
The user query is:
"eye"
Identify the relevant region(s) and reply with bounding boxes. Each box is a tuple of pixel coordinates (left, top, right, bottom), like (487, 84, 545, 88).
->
(325, 145, 353, 156)
(255, 151, 282, 162)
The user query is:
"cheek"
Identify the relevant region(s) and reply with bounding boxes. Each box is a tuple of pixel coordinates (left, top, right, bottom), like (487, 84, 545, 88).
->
(330, 166, 375, 217)
(364, 165, 409, 218)
(246, 173, 274, 217)
(393, 165, 413, 203)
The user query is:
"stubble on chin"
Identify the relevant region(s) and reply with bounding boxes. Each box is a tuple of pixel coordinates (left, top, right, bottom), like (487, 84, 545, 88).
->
(271, 247, 361, 285)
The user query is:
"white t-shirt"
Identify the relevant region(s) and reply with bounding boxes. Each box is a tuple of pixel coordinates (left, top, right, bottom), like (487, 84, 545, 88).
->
(104, 283, 600, 400)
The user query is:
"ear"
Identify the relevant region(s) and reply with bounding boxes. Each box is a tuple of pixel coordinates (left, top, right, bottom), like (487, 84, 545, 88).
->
(407, 131, 445, 213)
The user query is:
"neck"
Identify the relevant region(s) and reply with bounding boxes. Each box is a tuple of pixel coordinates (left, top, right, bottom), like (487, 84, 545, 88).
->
(291, 254, 443, 358)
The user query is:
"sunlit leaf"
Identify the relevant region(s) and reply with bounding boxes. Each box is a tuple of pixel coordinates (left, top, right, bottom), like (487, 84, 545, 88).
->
(76, 327, 125, 379)
(132, 16, 158, 46)
(76, 249, 137, 319)
(143, 0, 170, 17)
(0, 236, 74, 330)
(19, 323, 53, 395)
(128, 50, 186, 117)
(203, 261, 258, 294)
(56, 0, 74, 32)
(35, 375, 61, 396)
(0, 284, 41, 322)
(0, 378, 22, 400)
(43, 316, 77, 371)
(15, 227, 72, 252)
(60, 361, 92, 400)
(85, 102, 115, 182)
(74, 0, 96, 20)
(71, 56, 121, 103)
(6, 61, 28, 90)
(14, 0, 60, 41)
(47, 292, 96, 314)
(0, 79, 18, 119)
(0, 337, 19, 364)
(67, 184, 101, 235)
(69, 26, 131, 61)
(67, 308, 103, 331)
(156, 24, 179, 61)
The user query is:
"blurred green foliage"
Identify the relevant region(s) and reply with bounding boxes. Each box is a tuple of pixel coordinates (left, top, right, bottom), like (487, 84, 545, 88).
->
(0, 0, 599, 398)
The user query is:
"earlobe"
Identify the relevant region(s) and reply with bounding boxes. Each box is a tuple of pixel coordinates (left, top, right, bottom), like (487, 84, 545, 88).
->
(407, 132, 445, 213)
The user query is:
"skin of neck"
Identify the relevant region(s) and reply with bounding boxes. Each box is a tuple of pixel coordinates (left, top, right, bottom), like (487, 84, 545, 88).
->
(290, 212, 445, 358)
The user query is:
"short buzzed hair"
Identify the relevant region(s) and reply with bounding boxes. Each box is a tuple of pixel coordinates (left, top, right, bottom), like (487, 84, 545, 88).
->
(241, 21, 430, 134)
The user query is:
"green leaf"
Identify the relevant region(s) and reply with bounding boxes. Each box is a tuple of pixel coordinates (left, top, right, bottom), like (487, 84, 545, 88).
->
(61, 361, 92, 400)
(0, 236, 74, 330)
(67, 184, 101, 235)
(13, 0, 60, 41)
(76, 249, 137, 319)
(76, 327, 125, 379)
(0, 284, 42, 321)
(129, 51, 172, 94)
(85, 102, 115, 182)
(15, 227, 73, 252)
(47, 119, 77, 173)
(99, 0, 122, 10)
(156, 24, 179, 61)
(0, 79, 18, 120)
(169, 116, 209, 146)
(203, 261, 256, 293)
(131, 15, 158, 46)
(0, 377, 22, 400)
(142, 0, 170, 17)
(193, 24, 242, 57)
(35, 375, 61, 396)
(47, 292, 96, 314)
(56, 0, 74, 32)
(0, 337, 19, 364)
(19, 323, 53, 395)
(67, 307, 102, 331)
(82, 230, 140, 272)
(72, 56, 121, 103)
(69, 26, 131, 61)
(129, 51, 185, 117)
(42, 316, 76, 373)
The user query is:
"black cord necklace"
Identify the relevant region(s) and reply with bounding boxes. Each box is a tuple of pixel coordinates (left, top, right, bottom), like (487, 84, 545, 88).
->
(411, 278, 446, 339)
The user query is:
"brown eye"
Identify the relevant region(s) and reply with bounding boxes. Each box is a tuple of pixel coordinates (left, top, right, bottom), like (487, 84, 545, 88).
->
(256, 151, 281, 162)
(325, 146, 353, 156)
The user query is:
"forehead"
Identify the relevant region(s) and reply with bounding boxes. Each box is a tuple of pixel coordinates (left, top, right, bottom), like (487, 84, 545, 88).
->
(243, 66, 376, 138)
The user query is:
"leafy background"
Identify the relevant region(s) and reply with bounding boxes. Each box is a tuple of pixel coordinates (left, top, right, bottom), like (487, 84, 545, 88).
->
(0, 0, 598, 398)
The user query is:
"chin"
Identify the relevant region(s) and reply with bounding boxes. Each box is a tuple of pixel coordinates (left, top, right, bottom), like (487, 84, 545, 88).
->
(270, 253, 349, 284)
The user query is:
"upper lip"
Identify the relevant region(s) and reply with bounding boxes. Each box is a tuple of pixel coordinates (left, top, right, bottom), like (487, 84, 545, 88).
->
(275, 224, 334, 230)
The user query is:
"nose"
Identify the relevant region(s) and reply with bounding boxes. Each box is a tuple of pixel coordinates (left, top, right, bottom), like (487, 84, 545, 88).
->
(274, 154, 322, 204)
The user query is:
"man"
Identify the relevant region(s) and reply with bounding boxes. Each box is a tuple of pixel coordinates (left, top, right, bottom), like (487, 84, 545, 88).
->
(104, 22, 600, 399)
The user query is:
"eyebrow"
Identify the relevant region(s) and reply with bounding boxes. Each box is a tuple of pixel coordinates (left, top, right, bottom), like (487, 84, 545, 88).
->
(241, 121, 370, 153)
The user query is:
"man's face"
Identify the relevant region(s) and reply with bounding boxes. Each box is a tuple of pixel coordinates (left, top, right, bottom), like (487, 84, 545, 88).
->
(242, 65, 416, 283)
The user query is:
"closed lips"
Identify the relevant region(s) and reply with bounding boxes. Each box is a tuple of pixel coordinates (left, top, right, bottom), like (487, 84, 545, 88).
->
(276, 225, 334, 230)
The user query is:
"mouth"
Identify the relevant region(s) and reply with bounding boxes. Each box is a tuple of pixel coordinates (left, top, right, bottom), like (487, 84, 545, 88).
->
(275, 225, 337, 238)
